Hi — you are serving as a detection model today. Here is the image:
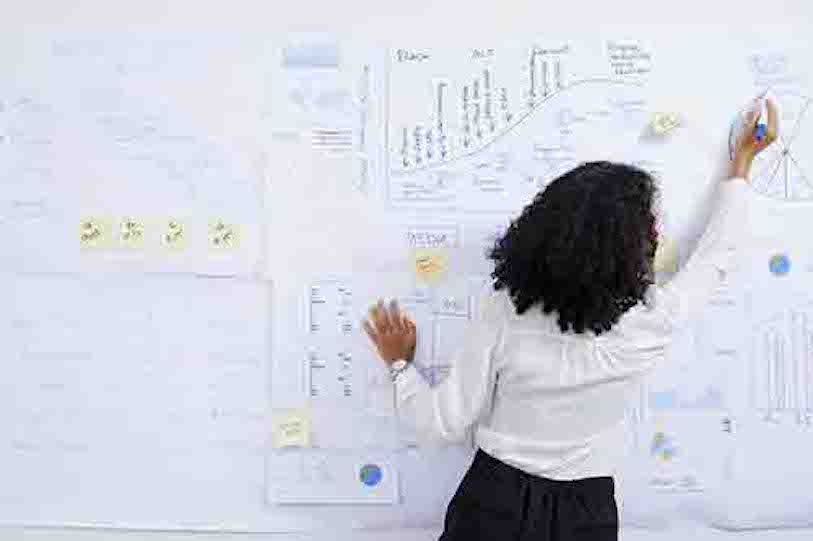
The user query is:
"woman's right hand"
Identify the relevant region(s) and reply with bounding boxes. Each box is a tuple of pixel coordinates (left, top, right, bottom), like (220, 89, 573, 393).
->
(731, 98, 779, 180)
(363, 299, 417, 366)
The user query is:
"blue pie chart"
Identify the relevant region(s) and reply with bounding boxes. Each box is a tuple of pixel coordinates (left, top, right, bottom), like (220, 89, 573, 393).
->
(359, 464, 383, 487)
(769, 254, 791, 276)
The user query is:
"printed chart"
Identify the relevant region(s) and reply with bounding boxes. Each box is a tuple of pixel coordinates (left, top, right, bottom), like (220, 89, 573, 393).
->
(751, 302, 813, 425)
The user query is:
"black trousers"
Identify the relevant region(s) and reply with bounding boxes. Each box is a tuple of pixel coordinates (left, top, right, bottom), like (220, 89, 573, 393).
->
(440, 450, 618, 541)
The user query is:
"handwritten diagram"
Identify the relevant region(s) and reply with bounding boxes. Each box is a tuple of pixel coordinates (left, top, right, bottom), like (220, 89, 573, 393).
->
(747, 51, 813, 200)
(387, 43, 649, 211)
(748, 92, 813, 200)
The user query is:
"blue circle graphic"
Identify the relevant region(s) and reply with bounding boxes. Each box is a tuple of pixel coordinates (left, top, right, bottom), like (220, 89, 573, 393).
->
(769, 254, 791, 276)
(359, 464, 383, 487)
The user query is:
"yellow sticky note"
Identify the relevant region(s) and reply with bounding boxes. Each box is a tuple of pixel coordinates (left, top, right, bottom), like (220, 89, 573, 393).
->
(161, 218, 187, 250)
(272, 409, 311, 449)
(118, 216, 146, 249)
(650, 112, 681, 135)
(78, 217, 112, 249)
(654, 237, 679, 273)
(208, 219, 240, 250)
(412, 247, 449, 284)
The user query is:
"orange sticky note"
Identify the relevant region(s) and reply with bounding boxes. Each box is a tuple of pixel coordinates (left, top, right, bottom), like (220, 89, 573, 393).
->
(412, 247, 449, 284)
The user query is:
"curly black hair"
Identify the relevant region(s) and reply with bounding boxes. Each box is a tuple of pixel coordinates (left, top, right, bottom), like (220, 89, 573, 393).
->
(490, 161, 659, 335)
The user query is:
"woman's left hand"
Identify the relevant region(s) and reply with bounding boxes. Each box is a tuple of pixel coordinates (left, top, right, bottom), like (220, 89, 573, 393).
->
(363, 299, 416, 366)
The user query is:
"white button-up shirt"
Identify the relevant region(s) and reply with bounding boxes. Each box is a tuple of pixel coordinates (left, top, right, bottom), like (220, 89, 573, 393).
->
(395, 180, 751, 481)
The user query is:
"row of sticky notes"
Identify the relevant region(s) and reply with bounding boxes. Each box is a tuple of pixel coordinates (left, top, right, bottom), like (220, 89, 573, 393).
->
(79, 217, 240, 251)
(408, 242, 677, 283)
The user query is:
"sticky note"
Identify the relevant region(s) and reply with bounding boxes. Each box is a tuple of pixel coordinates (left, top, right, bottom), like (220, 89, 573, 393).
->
(118, 217, 145, 248)
(654, 237, 679, 273)
(208, 219, 240, 250)
(411, 247, 449, 284)
(272, 409, 311, 449)
(78, 217, 112, 249)
(650, 112, 681, 135)
(161, 218, 187, 250)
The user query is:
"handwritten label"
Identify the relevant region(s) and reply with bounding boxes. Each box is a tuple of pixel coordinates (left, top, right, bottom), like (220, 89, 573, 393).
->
(750, 52, 788, 78)
(606, 40, 652, 78)
(471, 48, 495, 60)
(749, 52, 799, 90)
(396, 49, 430, 63)
(435, 294, 470, 317)
(405, 225, 458, 249)
(531, 44, 570, 57)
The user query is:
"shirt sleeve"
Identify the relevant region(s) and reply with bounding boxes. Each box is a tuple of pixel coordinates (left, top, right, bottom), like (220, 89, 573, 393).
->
(394, 287, 507, 446)
(597, 179, 753, 375)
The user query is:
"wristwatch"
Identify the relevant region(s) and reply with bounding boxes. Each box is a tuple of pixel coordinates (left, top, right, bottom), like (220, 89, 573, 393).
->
(389, 359, 410, 383)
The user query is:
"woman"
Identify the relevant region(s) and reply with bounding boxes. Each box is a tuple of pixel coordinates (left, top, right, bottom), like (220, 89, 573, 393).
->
(363, 101, 777, 541)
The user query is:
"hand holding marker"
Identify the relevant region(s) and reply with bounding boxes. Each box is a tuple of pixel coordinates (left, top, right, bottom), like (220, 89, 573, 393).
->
(730, 94, 779, 179)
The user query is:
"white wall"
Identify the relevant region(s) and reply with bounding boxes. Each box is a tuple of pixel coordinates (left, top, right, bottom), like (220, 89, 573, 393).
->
(3, 1, 812, 540)
(3, 0, 811, 35)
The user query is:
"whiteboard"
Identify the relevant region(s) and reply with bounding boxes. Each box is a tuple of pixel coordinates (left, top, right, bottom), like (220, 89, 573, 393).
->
(3, 13, 813, 534)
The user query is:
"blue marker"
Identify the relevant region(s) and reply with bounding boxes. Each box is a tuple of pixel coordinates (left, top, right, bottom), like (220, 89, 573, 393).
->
(755, 98, 769, 141)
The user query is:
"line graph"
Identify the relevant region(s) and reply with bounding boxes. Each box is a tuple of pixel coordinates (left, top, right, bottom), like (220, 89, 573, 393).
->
(393, 77, 643, 175)
(387, 45, 649, 209)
